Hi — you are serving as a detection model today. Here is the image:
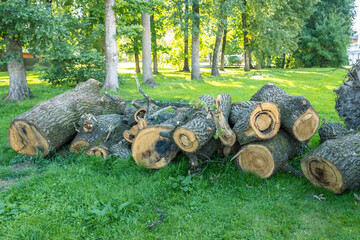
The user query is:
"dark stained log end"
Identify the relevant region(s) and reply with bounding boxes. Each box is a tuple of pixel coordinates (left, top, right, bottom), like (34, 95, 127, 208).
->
(236, 144, 275, 178)
(249, 102, 280, 139)
(173, 128, 199, 152)
(70, 140, 90, 154)
(132, 126, 179, 169)
(301, 156, 344, 194)
(8, 120, 50, 157)
(292, 108, 320, 141)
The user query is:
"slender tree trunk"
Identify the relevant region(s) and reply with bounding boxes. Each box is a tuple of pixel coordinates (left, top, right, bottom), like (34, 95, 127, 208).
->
(103, 0, 119, 91)
(220, 28, 227, 71)
(150, 14, 159, 74)
(211, 26, 223, 76)
(5, 37, 32, 101)
(255, 50, 262, 70)
(135, 53, 141, 73)
(281, 53, 286, 68)
(141, 1, 157, 87)
(183, 1, 190, 72)
(242, 0, 250, 72)
(153, 53, 158, 74)
(191, 0, 202, 80)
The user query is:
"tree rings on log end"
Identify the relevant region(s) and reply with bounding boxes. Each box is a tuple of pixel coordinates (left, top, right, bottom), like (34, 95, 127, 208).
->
(293, 108, 319, 142)
(8, 120, 50, 156)
(249, 102, 280, 139)
(87, 147, 109, 159)
(173, 128, 199, 152)
(236, 144, 275, 178)
(301, 156, 343, 194)
(134, 108, 146, 122)
(70, 140, 90, 154)
(132, 126, 179, 169)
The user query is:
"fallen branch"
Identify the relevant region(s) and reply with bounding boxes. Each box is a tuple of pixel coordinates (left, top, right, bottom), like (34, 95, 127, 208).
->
(146, 201, 164, 230)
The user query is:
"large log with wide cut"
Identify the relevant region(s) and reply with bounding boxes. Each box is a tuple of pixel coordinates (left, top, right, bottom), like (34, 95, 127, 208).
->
(229, 101, 280, 145)
(8, 79, 125, 157)
(250, 83, 319, 142)
(235, 130, 302, 178)
(301, 132, 360, 194)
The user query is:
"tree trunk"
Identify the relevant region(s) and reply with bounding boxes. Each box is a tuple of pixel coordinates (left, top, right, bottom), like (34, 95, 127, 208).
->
(173, 95, 216, 152)
(151, 14, 159, 74)
(211, 25, 223, 77)
(318, 121, 352, 143)
(8, 79, 125, 157)
(301, 132, 360, 194)
(183, 1, 190, 72)
(103, 0, 119, 91)
(250, 83, 320, 142)
(135, 53, 141, 73)
(142, 1, 158, 87)
(191, 0, 202, 80)
(236, 130, 302, 178)
(5, 37, 33, 101)
(214, 93, 236, 146)
(153, 53, 158, 74)
(220, 28, 227, 71)
(229, 101, 280, 145)
(242, 0, 250, 72)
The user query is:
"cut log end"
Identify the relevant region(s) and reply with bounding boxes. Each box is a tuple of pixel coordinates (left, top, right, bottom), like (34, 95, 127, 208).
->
(8, 120, 50, 157)
(83, 120, 94, 132)
(134, 108, 146, 122)
(301, 156, 344, 194)
(173, 128, 200, 152)
(293, 108, 319, 141)
(132, 126, 179, 169)
(70, 140, 90, 154)
(249, 102, 280, 139)
(237, 145, 275, 178)
(87, 147, 109, 159)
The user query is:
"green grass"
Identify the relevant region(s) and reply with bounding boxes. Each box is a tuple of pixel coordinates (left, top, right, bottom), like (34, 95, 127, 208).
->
(0, 67, 359, 239)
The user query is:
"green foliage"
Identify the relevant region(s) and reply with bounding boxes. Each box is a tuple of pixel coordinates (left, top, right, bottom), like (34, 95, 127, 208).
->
(169, 175, 193, 192)
(226, 55, 242, 66)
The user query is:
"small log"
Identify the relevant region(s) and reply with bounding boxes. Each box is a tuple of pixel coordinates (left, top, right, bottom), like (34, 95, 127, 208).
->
(132, 125, 179, 169)
(87, 123, 130, 159)
(123, 118, 148, 143)
(214, 93, 236, 147)
(173, 95, 216, 152)
(70, 114, 125, 153)
(109, 139, 132, 160)
(80, 113, 98, 132)
(250, 83, 319, 141)
(318, 121, 352, 143)
(8, 79, 125, 157)
(235, 130, 302, 178)
(301, 132, 360, 194)
(229, 101, 280, 145)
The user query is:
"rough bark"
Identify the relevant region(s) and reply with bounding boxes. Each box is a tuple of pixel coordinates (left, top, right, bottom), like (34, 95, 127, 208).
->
(334, 62, 360, 129)
(250, 83, 319, 142)
(142, 1, 158, 87)
(103, 0, 119, 91)
(301, 133, 360, 194)
(318, 121, 352, 143)
(110, 139, 132, 160)
(214, 93, 236, 146)
(211, 25, 223, 77)
(132, 125, 179, 169)
(183, 2, 190, 72)
(5, 37, 33, 101)
(173, 95, 216, 152)
(229, 101, 280, 145)
(8, 79, 125, 157)
(220, 28, 227, 71)
(236, 130, 302, 178)
(191, 0, 202, 80)
(242, 0, 250, 72)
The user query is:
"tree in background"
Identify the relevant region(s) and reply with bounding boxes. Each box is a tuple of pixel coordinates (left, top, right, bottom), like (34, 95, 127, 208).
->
(191, 0, 202, 80)
(295, 0, 355, 67)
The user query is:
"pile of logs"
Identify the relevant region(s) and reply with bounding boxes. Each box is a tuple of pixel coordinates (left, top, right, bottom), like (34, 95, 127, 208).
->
(7, 75, 360, 194)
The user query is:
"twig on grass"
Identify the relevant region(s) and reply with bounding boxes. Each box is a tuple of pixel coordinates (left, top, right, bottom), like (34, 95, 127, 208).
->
(146, 200, 164, 230)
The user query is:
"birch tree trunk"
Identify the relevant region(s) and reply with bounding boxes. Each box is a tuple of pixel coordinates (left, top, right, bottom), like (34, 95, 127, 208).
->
(5, 37, 33, 101)
(103, 0, 119, 91)
(191, 0, 202, 80)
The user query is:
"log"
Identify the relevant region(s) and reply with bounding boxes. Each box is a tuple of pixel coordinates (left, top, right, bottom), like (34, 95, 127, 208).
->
(109, 139, 132, 160)
(229, 101, 280, 145)
(318, 121, 351, 143)
(132, 125, 179, 169)
(123, 118, 148, 143)
(87, 123, 130, 159)
(334, 62, 360, 129)
(173, 95, 216, 152)
(235, 130, 302, 178)
(301, 133, 360, 194)
(8, 79, 125, 157)
(70, 114, 125, 153)
(214, 93, 236, 147)
(250, 83, 319, 141)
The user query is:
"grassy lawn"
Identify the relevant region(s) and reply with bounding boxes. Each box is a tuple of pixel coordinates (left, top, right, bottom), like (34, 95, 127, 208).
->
(0, 67, 359, 239)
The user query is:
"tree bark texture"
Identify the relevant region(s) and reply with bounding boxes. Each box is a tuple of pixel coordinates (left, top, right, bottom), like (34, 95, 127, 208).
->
(5, 37, 33, 101)
(334, 62, 360, 129)
(229, 101, 280, 145)
(236, 130, 302, 178)
(191, 0, 202, 80)
(220, 28, 227, 71)
(318, 122, 352, 143)
(8, 79, 126, 157)
(211, 26, 223, 77)
(301, 133, 360, 194)
(214, 93, 236, 146)
(135, 53, 141, 73)
(250, 83, 319, 142)
(242, 0, 250, 72)
(103, 0, 119, 91)
(142, 1, 157, 87)
(151, 14, 159, 74)
(183, 2, 190, 72)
